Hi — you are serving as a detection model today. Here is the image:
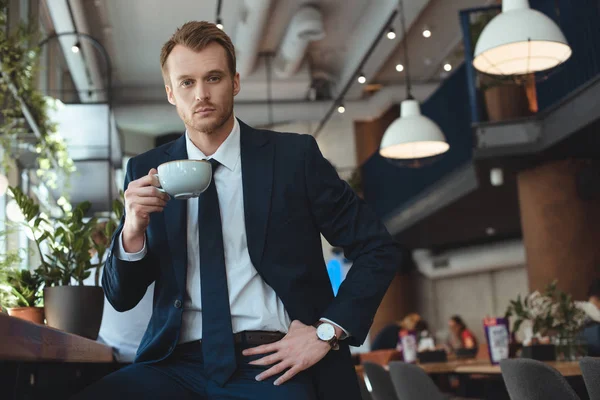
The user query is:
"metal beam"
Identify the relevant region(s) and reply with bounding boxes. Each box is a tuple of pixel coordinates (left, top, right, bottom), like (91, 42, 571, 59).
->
(473, 74, 600, 159)
(383, 162, 478, 235)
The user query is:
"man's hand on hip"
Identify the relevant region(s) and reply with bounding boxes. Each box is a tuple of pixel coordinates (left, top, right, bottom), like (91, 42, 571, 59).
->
(242, 320, 333, 385)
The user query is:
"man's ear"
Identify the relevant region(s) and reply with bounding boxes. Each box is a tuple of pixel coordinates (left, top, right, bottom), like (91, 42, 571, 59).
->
(233, 72, 241, 97)
(166, 85, 176, 105)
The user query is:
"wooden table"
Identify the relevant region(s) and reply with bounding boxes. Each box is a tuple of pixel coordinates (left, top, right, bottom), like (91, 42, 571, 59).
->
(455, 360, 581, 376)
(356, 359, 582, 377)
(0, 312, 114, 363)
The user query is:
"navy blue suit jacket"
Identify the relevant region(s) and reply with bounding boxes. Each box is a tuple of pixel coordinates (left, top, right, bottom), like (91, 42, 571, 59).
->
(102, 119, 400, 399)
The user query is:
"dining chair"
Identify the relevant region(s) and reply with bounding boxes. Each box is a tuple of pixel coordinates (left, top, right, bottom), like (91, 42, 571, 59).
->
(358, 374, 374, 400)
(500, 358, 580, 400)
(579, 357, 600, 400)
(388, 361, 449, 400)
(362, 362, 399, 400)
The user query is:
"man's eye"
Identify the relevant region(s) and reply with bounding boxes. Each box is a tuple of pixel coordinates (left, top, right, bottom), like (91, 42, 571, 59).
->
(181, 80, 193, 87)
(208, 76, 221, 83)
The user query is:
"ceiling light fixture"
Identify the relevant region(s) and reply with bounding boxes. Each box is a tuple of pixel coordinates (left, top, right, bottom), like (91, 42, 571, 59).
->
(395, 63, 404, 72)
(422, 28, 432, 38)
(473, 0, 571, 75)
(490, 168, 504, 186)
(337, 104, 346, 114)
(379, 0, 449, 160)
(443, 63, 452, 72)
(71, 42, 80, 53)
(215, 0, 224, 30)
(387, 28, 396, 40)
(357, 73, 366, 84)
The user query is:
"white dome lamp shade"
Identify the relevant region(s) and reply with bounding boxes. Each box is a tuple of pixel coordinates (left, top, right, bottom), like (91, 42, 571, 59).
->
(379, 0, 449, 160)
(380, 99, 449, 159)
(473, 0, 572, 76)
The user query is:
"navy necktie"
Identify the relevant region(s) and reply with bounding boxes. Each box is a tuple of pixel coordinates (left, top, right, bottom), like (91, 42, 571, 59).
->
(199, 158, 236, 385)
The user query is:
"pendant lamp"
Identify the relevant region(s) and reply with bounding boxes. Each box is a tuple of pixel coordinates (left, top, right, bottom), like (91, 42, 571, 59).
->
(473, 0, 572, 76)
(379, 0, 449, 160)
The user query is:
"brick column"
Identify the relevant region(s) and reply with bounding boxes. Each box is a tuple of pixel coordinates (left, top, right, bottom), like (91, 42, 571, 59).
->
(517, 159, 600, 299)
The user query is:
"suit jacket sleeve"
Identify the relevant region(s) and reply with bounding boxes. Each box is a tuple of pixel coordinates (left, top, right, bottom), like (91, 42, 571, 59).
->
(102, 158, 158, 312)
(303, 135, 401, 346)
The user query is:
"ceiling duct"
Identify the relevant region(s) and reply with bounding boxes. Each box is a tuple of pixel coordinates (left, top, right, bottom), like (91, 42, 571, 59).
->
(412, 239, 525, 280)
(274, 5, 326, 79)
(235, 0, 273, 78)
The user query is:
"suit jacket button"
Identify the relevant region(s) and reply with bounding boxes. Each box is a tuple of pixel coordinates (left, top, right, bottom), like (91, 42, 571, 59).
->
(174, 299, 182, 308)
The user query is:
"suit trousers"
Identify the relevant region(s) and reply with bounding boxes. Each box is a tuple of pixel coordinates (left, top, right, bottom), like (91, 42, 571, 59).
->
(71, 339, 318, 399)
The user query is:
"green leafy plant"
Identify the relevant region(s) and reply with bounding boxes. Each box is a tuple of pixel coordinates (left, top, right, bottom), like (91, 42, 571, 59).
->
(0, 249, 44, 310)
(90, 196, 124, 286)
(0, 0, 75, 188)
(9, 185, 102, 286)
(505, 281, 587, 339)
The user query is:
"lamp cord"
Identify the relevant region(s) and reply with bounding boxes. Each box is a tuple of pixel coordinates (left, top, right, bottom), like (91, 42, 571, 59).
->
(399, 0, 413, 100)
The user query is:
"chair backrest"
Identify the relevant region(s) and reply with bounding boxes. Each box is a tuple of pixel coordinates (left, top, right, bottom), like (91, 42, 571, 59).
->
(362, 362, 399, 400)
(579, 357, 600, 400)
(358, 374, 374, 400)
(500, 358, 580, 400)
(388, 361, 447, 400)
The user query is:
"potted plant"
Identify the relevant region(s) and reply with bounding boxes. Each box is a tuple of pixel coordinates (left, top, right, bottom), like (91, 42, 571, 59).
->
(0, 249, 45, 324)
(505, 281, 588, 361)
(7, 186, 122, 339)
(469, 7, 535, 122)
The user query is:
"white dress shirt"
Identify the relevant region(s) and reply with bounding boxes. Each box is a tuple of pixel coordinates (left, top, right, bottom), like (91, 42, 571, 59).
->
(116, 118, 347, 343)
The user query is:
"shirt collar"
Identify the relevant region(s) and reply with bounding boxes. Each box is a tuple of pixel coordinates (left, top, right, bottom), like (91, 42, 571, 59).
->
(184, 117, 240, 172)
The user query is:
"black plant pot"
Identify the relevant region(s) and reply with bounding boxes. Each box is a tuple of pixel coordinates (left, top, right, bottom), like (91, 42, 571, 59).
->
(521, 344, 556, 361)
(44, 286, 104, 340)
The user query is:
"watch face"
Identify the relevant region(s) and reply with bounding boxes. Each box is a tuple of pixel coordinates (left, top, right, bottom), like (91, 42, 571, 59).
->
(317, 323, 336, 341)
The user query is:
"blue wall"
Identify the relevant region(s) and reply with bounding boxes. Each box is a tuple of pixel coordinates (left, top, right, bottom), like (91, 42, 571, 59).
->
(532, 0, 600, 110)
(362, 65, 473, 220)
(362, 0, 600, 221)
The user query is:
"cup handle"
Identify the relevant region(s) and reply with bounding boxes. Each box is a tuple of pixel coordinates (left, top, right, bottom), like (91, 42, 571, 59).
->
(153, 173, 166, 193)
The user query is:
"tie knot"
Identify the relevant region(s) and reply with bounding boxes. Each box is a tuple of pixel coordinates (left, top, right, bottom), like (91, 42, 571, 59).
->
(208, 158, 221, 174)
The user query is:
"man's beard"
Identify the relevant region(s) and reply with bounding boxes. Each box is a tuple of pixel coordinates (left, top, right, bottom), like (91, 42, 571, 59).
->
(179, 99, 233, 135)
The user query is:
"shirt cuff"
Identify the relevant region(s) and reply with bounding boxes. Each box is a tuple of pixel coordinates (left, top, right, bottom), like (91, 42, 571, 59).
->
(115, 232, 148, 261)
(320, 318, 350, 340)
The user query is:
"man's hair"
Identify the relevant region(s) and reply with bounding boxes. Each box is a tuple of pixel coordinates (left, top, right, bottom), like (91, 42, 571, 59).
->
(588, 279, 600, 298)
(160, 21, 236, 85)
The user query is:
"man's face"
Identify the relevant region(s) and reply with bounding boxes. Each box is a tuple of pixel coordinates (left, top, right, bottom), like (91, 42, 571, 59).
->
(590, 295, 600, 310)
(165, 42, 240, 135)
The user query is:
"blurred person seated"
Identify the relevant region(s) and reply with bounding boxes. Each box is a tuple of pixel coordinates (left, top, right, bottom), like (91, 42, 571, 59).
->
(579, 279, 600, 356)
(370, 313, 421, 351)
(446, 315, 478, 357)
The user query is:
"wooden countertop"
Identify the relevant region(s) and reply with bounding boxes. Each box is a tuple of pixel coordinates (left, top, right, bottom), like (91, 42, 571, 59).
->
(356, 359, 582, 377)
(0, 313, 114, 363)
(454, 360, 581, 376)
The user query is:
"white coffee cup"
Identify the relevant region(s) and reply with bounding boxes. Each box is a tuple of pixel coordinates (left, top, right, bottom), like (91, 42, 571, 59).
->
(154, 159, 212, 200)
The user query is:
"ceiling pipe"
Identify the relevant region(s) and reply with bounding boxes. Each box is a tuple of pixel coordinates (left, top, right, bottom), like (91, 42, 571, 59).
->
(44, 0, 95, 102)
(69, 0, 108, 102)
(234, 0, 273, 78)
(273, 4, 326, 78)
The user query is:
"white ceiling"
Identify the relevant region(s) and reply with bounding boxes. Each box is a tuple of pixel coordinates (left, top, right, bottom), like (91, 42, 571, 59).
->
(63, 0, 491, 137)
(103, 0, 241, 86)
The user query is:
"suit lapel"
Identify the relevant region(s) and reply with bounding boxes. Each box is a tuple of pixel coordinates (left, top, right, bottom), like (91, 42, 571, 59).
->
(163, 134, 188, 290)
(239, 119, 274, 270)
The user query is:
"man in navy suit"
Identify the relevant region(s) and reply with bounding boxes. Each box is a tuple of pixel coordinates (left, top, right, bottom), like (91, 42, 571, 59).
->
(74, 21, 399, 399)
